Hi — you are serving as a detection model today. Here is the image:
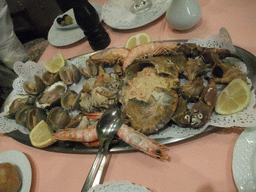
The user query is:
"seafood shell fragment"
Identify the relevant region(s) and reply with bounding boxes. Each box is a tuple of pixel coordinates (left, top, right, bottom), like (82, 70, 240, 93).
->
(124, 88, 179, 134)
(211, 53, 247, 83)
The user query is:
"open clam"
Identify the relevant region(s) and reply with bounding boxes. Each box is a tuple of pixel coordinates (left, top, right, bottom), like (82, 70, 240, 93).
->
(36, 81, 68, 109)
(59, 64, 81, 85)
(26, 107, 47, 130)
(61, 90, 81, 110)
(46, 106, 71, 132)
(23, 75, 45, 95)
(4, 95, 30, 118)
(79, 59, 98, 79)
(15, 105, 32, 127)
(42, 71, 60, 86)
(14, 105, 47, 130)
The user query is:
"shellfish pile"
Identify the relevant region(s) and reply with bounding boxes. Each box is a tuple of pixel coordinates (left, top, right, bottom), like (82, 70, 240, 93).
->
(3, 42, 250, 160)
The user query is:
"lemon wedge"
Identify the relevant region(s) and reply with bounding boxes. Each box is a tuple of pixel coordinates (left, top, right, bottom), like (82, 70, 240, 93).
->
(43, 52, 65, 73)
(29, 120, 57, 148)
(125, 32, 152, 50)
(215, 78, 251, 115)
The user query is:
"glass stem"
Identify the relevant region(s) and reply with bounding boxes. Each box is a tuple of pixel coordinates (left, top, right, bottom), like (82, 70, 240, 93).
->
(131, 0, 152, 14)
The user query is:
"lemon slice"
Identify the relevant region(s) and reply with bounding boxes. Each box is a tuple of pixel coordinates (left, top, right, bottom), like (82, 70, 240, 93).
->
(215, 78, 251, 115)
(43, 52, 65, 73)
(29, 120, 57, 148)
(125, 32, 152, 50)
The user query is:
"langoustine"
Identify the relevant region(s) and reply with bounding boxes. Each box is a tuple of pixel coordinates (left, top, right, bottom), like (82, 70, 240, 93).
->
(53, 116, 171, 161)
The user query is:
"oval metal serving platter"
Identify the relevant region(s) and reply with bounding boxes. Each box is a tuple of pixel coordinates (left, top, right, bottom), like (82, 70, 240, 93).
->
(6, 40, 256, 154)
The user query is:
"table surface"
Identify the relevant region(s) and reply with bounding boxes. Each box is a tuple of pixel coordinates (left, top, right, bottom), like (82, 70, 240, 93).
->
(1, 0, 256, 191)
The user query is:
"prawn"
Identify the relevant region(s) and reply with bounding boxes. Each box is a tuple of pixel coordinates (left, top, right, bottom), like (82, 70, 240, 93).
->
(122, 41, 178, 70)
(53, 116, 171, 161)
(53, 122, 98, 142)
(89, 48, 129, 64)
(116, 124, 170, 161)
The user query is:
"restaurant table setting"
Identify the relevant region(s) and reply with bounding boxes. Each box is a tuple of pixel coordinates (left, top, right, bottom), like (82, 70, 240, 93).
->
(1, 0, 256, 191)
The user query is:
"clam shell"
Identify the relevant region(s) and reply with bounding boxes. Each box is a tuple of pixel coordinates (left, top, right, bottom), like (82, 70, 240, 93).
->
(46, 106, 71, 131)
(36, 81, 68, 109)
(23, 75, 45, 95)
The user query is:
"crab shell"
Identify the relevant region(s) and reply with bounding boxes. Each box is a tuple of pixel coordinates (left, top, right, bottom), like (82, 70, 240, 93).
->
(120, 57, 179, 134)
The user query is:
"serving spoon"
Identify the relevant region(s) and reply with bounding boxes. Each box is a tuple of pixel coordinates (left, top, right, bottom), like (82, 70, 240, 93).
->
(81, 108, 123, 191)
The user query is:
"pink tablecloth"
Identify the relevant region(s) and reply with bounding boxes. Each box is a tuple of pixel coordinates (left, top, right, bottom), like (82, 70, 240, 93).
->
(1, 0, 256, 191)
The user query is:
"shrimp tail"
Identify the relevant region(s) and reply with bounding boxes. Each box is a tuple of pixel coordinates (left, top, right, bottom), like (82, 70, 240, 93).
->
(117, 124, 171, 161)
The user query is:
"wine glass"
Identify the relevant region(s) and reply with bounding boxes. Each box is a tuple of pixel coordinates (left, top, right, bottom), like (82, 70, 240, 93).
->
(130, 0, 153, 14)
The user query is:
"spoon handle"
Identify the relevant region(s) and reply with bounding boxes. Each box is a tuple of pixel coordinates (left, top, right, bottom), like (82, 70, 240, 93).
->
(91, 148, 108, 187)
(91, 138, 112, 187)
(81, 147, 103, 192)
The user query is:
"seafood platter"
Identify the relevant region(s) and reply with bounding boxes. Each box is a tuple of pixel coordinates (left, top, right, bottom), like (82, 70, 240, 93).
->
(1, 36, 256, 160)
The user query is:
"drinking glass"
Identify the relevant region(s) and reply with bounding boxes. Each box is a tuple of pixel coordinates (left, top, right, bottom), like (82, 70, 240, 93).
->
(130, 0, 153, 14)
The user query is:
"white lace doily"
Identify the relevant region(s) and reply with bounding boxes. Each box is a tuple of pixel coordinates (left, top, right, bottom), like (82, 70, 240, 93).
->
(88, 181, 151, 192)
(187, 28, 236, 53)
(102, 0, 172, 29)
(1, 28, 256, 140)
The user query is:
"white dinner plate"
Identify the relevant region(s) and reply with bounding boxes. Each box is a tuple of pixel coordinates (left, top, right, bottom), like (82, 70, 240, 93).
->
(102, 0, 172, 30)
(0, 150, 32, 192)
(88, 181, 151, 192)
(232, 127, 256, 192)
(48, 3, 102, 47)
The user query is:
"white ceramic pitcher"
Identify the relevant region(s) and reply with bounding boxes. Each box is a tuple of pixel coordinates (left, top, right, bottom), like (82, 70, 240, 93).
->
(166, 0, 202, 30)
